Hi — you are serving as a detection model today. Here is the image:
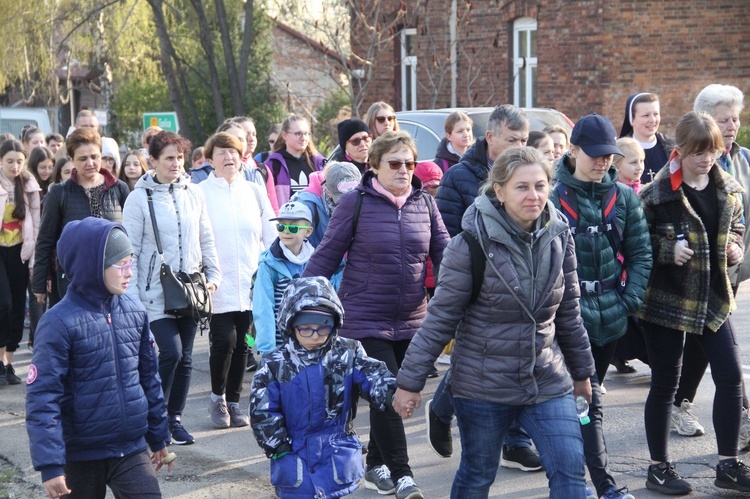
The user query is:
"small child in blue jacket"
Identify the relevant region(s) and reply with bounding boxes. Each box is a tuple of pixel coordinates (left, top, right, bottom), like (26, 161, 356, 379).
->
(25, 217, 171, 499)
(250, 276, 396, 499)
(252, 201, 342, 354)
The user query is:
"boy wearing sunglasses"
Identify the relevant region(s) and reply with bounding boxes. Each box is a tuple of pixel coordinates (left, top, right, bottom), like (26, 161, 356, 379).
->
(251, 276, 396, 499)
(26, 218, 172, 499)
(253, 202, 343, 355)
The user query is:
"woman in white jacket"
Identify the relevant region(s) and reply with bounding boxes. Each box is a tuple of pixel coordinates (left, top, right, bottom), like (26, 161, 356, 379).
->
(122, 131, 220, 446)
(199, 132, 275, 429)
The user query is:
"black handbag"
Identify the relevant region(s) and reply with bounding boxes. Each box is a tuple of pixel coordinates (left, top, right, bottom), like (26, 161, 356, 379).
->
(146, 190, 212, 321)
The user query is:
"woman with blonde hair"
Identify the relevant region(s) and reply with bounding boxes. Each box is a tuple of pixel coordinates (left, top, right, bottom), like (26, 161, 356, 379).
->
(264, 115, 325, 206)
(638, 111, 747, 495)
(365, 102, 400, 139)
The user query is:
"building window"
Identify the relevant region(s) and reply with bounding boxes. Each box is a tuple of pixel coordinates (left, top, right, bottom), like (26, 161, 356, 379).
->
(401, 28, 417, 111)
(513, 17, 537, 108)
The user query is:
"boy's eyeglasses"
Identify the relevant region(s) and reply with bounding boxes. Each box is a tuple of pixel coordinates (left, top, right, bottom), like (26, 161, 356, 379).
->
(382, 159, 417, 170)
(295, 325, 333, 337)
(110, 259, 136, 276)
(375, 116, 396, 124)
(276, 223, 312, 234)
(347, 135, 372, 147)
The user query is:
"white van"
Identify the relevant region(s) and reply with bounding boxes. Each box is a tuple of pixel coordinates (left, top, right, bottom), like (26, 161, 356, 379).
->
(0, 108, 54, 137)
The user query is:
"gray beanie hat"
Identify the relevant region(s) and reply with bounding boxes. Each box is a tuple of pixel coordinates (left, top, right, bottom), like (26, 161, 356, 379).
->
(324, 162, 362, 204)
(103, 228, 133, 269)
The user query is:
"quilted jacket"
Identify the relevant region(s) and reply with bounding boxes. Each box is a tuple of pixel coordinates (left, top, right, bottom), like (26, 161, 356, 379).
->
(397, 194, 595, 404)
(435, 138, 490, 237)
(31, 169, 129, 295)
(122, 172, 221, 322)
(550, 157, 653, 346)
(26, 218, 168, 483)
(302, 171, 450, 342)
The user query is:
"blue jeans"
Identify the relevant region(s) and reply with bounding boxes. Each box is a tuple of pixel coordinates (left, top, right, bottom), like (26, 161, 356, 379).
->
(452, 395, 586, 499)
(150, 317, 197, 417)
(432, 371, 531, 448)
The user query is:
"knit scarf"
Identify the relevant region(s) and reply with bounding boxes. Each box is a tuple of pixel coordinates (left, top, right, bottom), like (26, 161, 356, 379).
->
(372, 177, 412, 208)
(280, 239, 314, 265)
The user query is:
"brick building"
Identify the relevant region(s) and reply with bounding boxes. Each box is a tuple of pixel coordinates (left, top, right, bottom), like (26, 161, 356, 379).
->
(271, 21, 347, 120)
(352, 0, 750, 133)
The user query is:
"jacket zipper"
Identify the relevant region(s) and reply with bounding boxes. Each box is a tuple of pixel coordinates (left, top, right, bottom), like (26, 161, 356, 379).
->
(106, 310, 128, 451)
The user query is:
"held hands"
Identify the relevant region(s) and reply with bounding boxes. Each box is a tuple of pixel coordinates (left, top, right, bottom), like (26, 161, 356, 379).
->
(35, 293, 47, 304)
(674, 240, 694, 266)
(727, 243, 743, 266)
(207, 282, 217, 294)
(393, 388, 422, 419)
(43, 475, 71, 498)
(573, 379, 592, 404)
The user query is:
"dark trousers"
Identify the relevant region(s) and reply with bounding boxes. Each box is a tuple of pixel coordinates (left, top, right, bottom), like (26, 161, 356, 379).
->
(591, 341, 618, 386)
(150, 317, 197, 417)
(359, 337, 413, 482)
(27, 278, 47, 347)
(675, 332, 750, 409)
(643, 319, 742, 461)
(582, 375, 616, 496)
(0, 245, 28, 352)
(209, 311, 249, 403)
(63, 450, 161, 498)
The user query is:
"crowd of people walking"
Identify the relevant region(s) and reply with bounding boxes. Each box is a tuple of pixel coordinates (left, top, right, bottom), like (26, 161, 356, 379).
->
(3, 82, 750, 499)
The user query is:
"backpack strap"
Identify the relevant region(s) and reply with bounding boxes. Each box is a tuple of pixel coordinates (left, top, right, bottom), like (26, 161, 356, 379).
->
(461, 231, 486, 304)
(350, 191, 365, 243)
(554, 183, 580, 234)
(555, 182, 622, 252)
(601, 184, 623, 254)
(422, 192, 434, 222)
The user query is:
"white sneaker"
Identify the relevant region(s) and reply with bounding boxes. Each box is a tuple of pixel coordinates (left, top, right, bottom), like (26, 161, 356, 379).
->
(670, 399, 704, 436)
(740, 408, 750, 451)
(600, 383, 606, 395)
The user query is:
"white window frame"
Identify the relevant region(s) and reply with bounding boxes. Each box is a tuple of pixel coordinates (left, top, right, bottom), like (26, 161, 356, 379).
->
(401, 28, 418, 111)
(513, 17, 537, 108)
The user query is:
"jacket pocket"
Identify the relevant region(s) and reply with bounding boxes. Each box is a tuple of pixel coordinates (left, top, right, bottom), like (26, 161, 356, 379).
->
(330, 437, 363, 485)
(145, 252, 158, 291)
(270, 453, 303, 488)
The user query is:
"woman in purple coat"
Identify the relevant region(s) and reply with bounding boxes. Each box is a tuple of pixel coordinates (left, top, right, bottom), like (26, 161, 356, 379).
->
(303, 131, 450, 499)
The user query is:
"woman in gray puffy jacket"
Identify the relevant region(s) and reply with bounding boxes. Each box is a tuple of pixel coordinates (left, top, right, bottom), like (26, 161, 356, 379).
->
(394, 147, 595, 498)
(122, 131, 220, 447)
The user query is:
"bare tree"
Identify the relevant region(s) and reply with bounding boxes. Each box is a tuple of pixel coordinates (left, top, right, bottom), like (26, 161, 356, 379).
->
(274, 0, 420, 117)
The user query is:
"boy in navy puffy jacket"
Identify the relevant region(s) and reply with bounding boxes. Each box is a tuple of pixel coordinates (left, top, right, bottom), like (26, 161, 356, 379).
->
(26, 217, 171, 498)
(250, 276, 395, 498)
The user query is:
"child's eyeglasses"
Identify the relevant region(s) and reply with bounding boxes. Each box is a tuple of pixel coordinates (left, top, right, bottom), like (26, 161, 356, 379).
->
(375, 116, 396, 124)
(295, 325, 333, 337)
(276, 223, 312, 234)
(110, 259, 136, 276)
(382, 159, 417, 170)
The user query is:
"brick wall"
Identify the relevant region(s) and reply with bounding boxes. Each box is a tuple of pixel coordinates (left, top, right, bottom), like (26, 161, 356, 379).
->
(271, 23, 345, 121)
(354, 0, 750, 134)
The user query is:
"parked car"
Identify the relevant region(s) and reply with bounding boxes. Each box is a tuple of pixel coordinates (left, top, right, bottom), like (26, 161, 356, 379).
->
(327, 107, 574, 163)
(0, 107, 54, 136)
(396, 107, 574, 161)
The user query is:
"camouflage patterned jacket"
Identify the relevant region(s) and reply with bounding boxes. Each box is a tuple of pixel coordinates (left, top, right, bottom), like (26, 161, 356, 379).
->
(250, 277, 395, 498)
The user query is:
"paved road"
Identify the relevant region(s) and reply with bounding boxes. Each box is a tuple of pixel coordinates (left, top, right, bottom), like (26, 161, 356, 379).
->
(4, 288, 750, 497)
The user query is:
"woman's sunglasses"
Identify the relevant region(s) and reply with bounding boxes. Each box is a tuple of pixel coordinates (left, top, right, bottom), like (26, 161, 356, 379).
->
(276, 223, 312, 234)
(347, 135, 372, 147)
(375, 116, 396, 124)
(382, 160, 416, 170)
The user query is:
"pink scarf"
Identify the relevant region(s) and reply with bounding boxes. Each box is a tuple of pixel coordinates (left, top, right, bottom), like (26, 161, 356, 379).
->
(372, 177, 412, 209)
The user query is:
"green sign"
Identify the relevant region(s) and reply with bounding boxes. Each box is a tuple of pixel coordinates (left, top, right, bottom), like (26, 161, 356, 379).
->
(143, 112, 179, 133)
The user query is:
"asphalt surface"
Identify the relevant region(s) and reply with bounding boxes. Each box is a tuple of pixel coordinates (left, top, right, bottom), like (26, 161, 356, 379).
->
(3, 288, 750, 498)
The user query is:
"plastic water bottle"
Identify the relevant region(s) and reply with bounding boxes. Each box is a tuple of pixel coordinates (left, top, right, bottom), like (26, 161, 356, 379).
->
(576, 396, 590, 425)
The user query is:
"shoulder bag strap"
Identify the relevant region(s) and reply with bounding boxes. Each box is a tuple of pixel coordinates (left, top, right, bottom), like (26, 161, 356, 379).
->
(145, 189, 164, 258)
